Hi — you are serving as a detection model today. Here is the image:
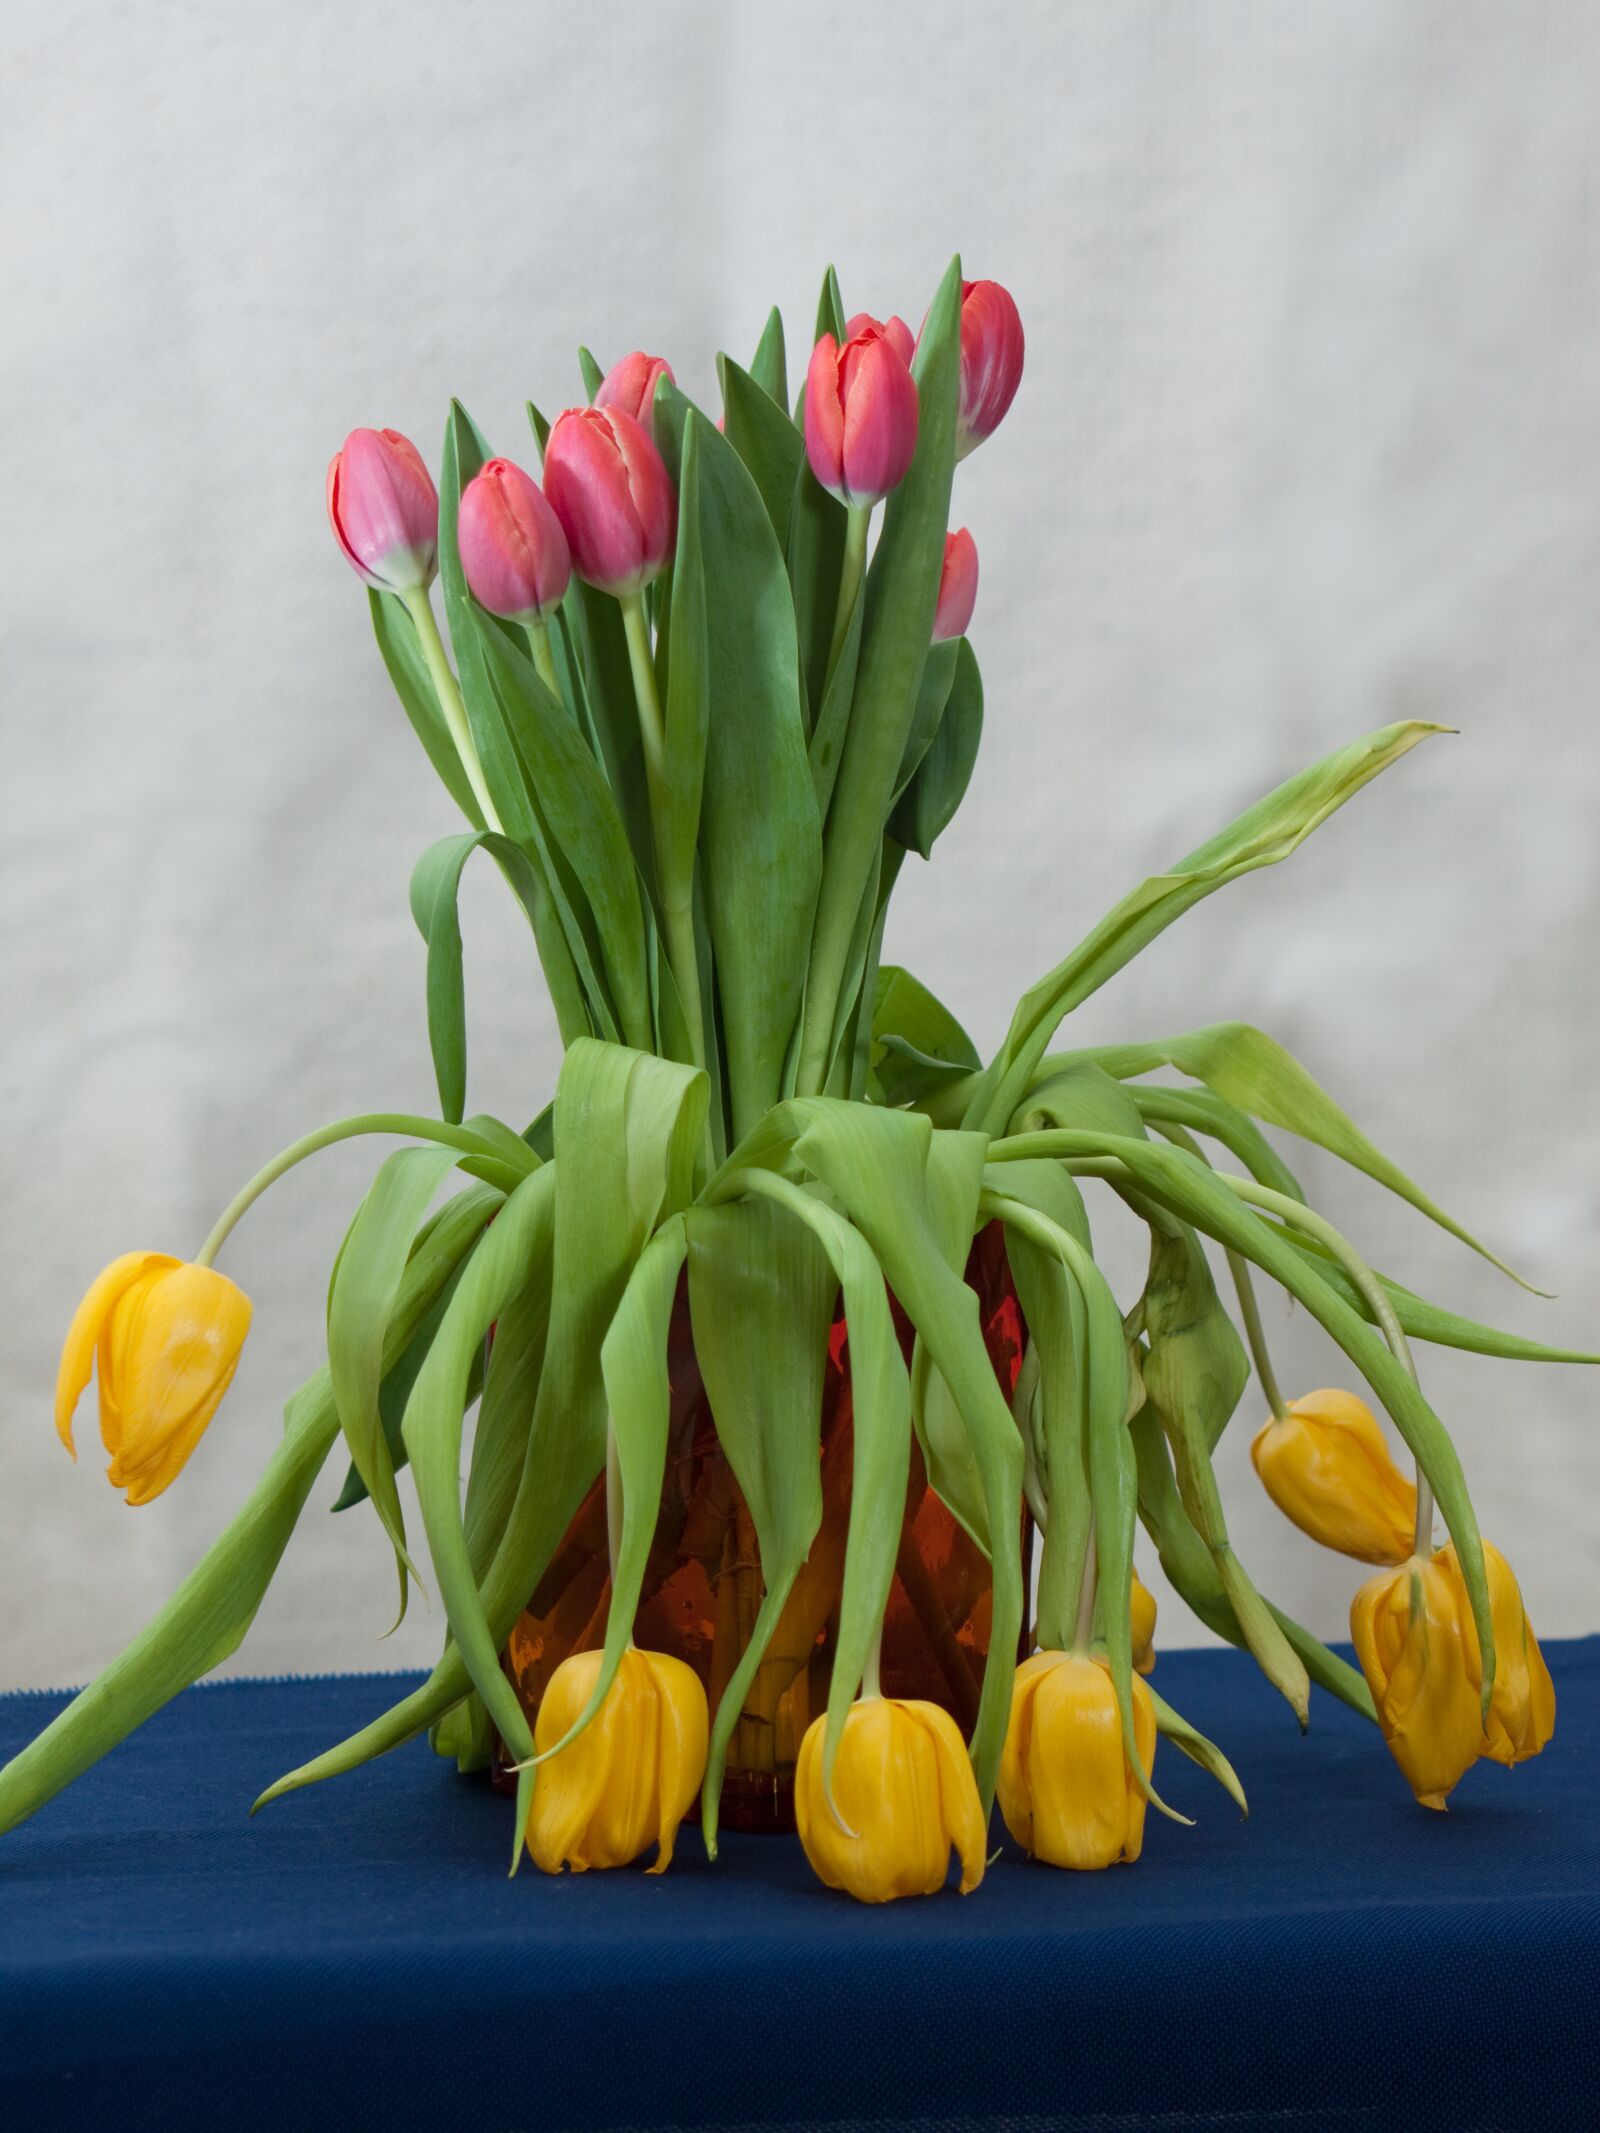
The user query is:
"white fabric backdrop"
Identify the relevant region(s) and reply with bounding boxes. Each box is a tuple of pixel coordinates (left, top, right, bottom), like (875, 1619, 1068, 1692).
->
(3, 0, 1596, 1691)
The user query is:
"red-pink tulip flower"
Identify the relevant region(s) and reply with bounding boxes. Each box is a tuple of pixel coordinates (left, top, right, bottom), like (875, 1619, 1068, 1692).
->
(542, 406, 677, 597)
(953, 279, 1024, 460)
(595, 351, 676, 439)
(458, 458, 572, 623)
(933, 528, 979, 642)
(804, 322, 920, 512)
(846, 312, 914, 368)
(326, 428, 439, 593)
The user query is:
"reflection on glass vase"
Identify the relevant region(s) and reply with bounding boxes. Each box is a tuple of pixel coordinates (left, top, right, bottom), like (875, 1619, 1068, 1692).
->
(493, 1221, 1031, 1833)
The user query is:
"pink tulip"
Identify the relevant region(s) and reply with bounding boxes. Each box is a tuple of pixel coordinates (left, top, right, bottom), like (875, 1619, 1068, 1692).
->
(326, 428, 438, 593)
(542, 405, 676, 597)
(933, 529, 978, 642)
(804, 322, 919, 511)
(594, 351, 676, 439)
(458, 458, 572, 623)
(953, 279, 1024, 460)
(846, 312, 914, 368)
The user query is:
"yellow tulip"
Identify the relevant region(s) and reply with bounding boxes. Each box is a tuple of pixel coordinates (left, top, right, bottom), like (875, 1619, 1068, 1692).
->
(999, 1650, 1157, 1870)
(55, 1252, 252, 1507)
(526, 1647, 707, 1874)
(1251, 1389, 1416, 1564)
(1437, 1539, 1556, 1768)
(1350, 1554, 1484, 1809)
(1130, 1569, 1158, 1675)
(795, 1697, 986, 1904)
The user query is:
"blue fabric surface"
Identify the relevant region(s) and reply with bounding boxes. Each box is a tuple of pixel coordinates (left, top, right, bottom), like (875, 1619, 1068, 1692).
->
(1, 1640, 1595, 2133)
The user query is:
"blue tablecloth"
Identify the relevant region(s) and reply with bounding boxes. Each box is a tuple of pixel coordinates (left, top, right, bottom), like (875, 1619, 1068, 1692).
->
(1, 1640, 1594, 2133)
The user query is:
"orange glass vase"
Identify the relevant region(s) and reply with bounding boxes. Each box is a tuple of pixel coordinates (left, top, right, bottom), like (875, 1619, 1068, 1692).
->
(493, 1221, 1031, 1833)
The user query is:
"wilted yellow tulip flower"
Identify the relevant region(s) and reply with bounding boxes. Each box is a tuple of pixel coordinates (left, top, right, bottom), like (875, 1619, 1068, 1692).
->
(1438, 1539, 1556, 1768)
(999, 1650, 1157, 1870)
(795, 1698, 986, 1904)
(1130, 1569, 1158, 1675)
(526, 1647, 707, 1875)
(1251, 1389, 1416, 1564)
(1350, 1554, 1483, 1809)
(55, 1252, 252, 1507)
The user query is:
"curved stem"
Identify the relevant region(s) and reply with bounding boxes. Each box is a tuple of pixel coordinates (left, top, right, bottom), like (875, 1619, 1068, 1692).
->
(619, 592, 707, 1075)
(401, 586, 503, 834)
(1218, 1175, 1433, 1553)
(1071, 1529, 1098, 1656)
(194, 1113, 515, 1268)
(1228, 1250, 1291, 1424)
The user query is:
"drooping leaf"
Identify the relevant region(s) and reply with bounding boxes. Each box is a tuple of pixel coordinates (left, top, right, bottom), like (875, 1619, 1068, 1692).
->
(870, 964, 982, 1108)
(1053, 1021, 1534, 1289)
(368, 589, 484, 826)
(968, 723, 1451, 1135)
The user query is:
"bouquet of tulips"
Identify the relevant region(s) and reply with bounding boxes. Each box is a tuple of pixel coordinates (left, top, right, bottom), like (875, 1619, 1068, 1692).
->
(3, 258, 1587, 1905)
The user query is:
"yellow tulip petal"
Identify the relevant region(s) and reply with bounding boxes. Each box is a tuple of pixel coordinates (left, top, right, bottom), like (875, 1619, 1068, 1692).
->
(903, 1699, 987, 1895)
(104, 1265, 251, 1503)
(1026, 1655, 1132, 1870)
(1252, 1390, 1415, 1564)
(527, 1651, 616, 1874)
(1352, 1560, 1483, 1809)
(1131, 1571, 1158, 1675)
(998, 1656, 1053, 1853)
(642, 1650, 708, 1874)
(1442, 1541, 1556, 1768)
(797, 1698, 972, 1904)
(1122, 1668, 1159, 1863)
(53, 1252, 177, 1456)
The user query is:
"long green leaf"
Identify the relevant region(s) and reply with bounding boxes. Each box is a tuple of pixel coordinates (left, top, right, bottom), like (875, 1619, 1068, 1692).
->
(719, 355, 804, 552)
(888, 636, 983, 860)
(368, 589, 484, 825)
(1052, 1021, 1534, 1288)
(749, 304, 788, 406)
(969, 723, 1449, 1134)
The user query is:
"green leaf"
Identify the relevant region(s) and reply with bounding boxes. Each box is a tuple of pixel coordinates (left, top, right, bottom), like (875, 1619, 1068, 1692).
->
(806, 579, 863, 822)
(330, 1256, 480, 1513)
(402, 1166, 559, 1869)
(1148, 1686, 1248, 1816)
(669, 405, 822, 1139)
(749, 304, 788, 407)
(870, 964, 981, 1108)
(992, 1125, 1496, 1710)
(471, 614, 656, 1053)
(1014, 1061, 1151, 1143)
(787, 266, 851, 720)
(327, 1144, 459, 1613)
(718, 355, 804, 553)
(686, 1193, 838, 1848)
(1132, 1084, 1305, 1201)
(410, 831, 589, 1120)
(0, 1185, 499, 1838)
(578, 345, 605, 402)
(255, 1044, 708, 1811)
(1051, 1022, 1536, 1290)
(1275, 1232, 1600, 1365)
(709, 1171, 910, 1818)
(368, 589, 484, 825)
(888, 637, 983, 860)
(969, 723, 1451, 1134)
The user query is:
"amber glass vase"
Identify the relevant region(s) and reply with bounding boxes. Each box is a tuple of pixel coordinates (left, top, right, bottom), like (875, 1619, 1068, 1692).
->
(493, 1222, 1031, 1833)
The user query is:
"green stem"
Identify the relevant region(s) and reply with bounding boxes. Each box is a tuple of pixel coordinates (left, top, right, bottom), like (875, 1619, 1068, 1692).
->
(824, 504, 869, 697)
(401, 586, 503, 834)
(619, 592, 707, 1074)
(194, 1113, 517, 1268)
(527, 618, 562, 702)
(1229, 1250, 1291, 1424)
(1071, 1529, 1098, 1656)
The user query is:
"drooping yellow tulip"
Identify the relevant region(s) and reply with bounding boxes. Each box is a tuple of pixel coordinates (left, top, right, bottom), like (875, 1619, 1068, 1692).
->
(1350, 1554, 1484, 1809)
(999, 1650, 1157, 1870)
(795, 1697, 986, 1904)
(1251, 1389, 1416, 1564)
(1438, 1539, 1556, 1768)
(526, 1647, 707, 1875)
(1130, 1569, 1158, 1676)
(55, 1252, 252, 1507)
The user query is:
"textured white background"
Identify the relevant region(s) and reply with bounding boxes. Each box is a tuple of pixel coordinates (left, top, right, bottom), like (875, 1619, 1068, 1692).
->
(3, 1, 1596, 1692)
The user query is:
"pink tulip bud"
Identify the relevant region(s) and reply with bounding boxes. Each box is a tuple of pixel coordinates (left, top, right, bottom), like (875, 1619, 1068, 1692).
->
(594, 351, 676, 439)
(804, 322, 919, 511)
(845, 312, 915, 368)
(954, 279, 1024, 460)
(933, 528, 978, 642)
(326, 428, 439, 593)
(458, 458, 572, 623)
(542, 405, 676, 597)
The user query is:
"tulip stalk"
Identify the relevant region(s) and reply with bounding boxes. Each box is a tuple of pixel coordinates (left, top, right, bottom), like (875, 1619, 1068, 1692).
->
(620, 591, 707, 1075)
(824, 504, 870, 696)
(1227, 1250, 1291, 1425)
(194, 1111, 528, 1269)
(400, 586, 503, 834)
